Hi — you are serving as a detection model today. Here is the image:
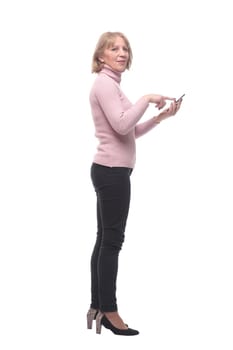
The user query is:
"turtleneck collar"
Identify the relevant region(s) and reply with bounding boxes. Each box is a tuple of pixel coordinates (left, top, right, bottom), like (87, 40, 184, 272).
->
(99, 64, 122, 84)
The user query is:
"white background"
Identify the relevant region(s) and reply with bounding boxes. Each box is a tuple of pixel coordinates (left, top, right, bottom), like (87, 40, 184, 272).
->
(0, 0, 232, 349)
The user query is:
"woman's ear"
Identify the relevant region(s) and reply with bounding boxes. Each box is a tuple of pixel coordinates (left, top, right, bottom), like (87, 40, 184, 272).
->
(98, 57, 105, 63)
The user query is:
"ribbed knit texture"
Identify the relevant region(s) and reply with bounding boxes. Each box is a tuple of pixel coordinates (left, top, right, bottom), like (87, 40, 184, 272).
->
(89, 65, 158, 168)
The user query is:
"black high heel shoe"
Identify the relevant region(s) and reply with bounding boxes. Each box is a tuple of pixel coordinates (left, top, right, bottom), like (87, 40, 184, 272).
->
(96, 312, 139, 336)
(87, 308, 98, 329)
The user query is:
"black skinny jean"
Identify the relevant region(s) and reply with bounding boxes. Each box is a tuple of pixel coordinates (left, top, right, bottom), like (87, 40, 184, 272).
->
(90, 163, 133, 312)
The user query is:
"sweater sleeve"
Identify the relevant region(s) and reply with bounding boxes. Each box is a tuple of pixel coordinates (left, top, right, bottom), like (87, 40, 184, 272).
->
(135, 117, 158, 138)
(94, 77, 149, 135)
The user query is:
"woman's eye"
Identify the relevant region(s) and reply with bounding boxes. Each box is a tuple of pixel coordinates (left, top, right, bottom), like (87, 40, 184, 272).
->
(110, 46, 128, 52)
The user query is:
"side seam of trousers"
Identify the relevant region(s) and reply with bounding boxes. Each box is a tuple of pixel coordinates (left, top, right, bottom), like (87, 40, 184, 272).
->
(90, 163, 132, 312)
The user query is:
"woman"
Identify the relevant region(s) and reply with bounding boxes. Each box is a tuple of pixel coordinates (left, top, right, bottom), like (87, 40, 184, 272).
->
(87, 31, 183, 336)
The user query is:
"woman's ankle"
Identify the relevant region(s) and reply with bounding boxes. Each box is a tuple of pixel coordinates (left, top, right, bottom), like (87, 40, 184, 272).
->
(103, 311, 128, 329)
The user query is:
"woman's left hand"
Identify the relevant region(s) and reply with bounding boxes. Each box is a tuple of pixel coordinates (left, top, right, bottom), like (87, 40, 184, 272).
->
(155, 99, 182, 123)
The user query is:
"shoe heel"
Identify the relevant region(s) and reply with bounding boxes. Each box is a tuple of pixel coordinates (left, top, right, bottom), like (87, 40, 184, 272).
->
(96, 312, 103, 334)
(87, 317, 93, 330)
(87, 309, 98, 330)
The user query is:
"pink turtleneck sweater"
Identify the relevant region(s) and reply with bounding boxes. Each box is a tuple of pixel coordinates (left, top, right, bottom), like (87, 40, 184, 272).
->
(89, 65, 158, 168)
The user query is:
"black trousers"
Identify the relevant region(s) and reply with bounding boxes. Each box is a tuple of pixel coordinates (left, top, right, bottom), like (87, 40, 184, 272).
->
(90, 163, 133, 312)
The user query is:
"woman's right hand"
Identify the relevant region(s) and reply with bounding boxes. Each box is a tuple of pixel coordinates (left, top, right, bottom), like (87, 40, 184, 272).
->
(145, 94, 175, 110)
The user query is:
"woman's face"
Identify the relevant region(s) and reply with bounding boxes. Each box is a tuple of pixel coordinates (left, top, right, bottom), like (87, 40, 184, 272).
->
(100, 36, 129, 72)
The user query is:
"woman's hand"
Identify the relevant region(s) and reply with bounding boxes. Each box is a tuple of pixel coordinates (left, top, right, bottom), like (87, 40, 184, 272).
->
(155, 99, 182, 123)
(145, 94, 175, 109)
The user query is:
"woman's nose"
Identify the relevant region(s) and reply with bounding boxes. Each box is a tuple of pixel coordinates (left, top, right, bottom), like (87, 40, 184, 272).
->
(119, 49, 126, 56)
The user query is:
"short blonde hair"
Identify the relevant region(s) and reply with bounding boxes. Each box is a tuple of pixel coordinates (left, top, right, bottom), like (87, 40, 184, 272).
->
(91, 32, 133, 73)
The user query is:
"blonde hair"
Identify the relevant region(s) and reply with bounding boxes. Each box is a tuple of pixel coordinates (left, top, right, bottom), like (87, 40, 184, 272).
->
(91, 31, 133, 73)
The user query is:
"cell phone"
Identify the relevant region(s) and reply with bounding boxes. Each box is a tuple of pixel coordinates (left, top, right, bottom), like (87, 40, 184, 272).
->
(175, 94, 185, 103)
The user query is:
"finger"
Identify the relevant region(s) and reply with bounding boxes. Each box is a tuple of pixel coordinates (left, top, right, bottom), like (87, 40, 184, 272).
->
(157, 101, 166, 110)
(164, 96, 176, 101)
(160, 101, 166, 109)
(176, 99, 182, 110)
(174, 100, 181, 114)
(170, 102, 176, 114)
(176, 101, 181, 110)
(175, 98, 183, 105)
(173, 102, 179, 115)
